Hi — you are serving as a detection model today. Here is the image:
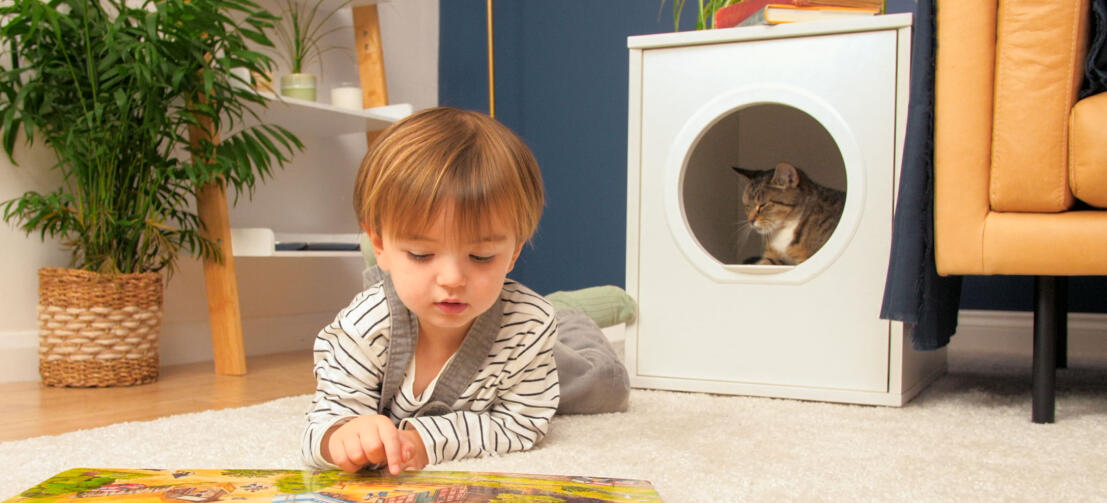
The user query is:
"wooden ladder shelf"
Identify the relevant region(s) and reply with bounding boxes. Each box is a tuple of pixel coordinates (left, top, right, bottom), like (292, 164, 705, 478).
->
(195, 3, 389, 375)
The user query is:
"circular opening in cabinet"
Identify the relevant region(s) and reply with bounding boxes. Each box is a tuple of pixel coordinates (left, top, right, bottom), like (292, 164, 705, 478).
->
(665, 84, 864, 284)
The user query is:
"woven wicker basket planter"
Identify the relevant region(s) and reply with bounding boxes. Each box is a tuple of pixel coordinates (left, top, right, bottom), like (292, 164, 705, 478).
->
(37, 267, 163, 387)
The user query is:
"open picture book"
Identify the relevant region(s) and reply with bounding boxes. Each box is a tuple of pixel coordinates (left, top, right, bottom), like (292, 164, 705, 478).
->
(3, 468, 662, 503)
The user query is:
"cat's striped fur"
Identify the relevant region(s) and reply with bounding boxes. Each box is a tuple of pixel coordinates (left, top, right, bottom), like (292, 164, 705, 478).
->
(732, 162, 844, 265)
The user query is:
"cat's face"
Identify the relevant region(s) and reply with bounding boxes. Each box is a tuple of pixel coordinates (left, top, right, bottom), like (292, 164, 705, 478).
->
(734, 164, 802, 234)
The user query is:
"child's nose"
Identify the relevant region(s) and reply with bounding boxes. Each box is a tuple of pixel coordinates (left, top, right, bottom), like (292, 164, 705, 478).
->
(436, 257, 465, 288)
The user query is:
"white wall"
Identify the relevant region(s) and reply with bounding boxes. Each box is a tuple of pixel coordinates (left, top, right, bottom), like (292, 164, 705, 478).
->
(0, 0, 439, 383)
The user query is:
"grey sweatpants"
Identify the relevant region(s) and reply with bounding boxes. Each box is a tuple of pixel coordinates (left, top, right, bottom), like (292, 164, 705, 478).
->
(553, 309, 630, 415)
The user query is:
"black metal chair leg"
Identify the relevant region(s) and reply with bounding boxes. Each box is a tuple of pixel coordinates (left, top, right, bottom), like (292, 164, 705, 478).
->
(1056, 277, 1068, 370)
(1032, 276, 1058, 423)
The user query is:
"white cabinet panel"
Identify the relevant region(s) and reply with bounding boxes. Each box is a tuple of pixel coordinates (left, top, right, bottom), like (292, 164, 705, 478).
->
(625, 15, 945, 406)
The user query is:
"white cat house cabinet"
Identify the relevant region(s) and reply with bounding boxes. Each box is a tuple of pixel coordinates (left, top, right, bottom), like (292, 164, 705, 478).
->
(625, 14, 945, 406)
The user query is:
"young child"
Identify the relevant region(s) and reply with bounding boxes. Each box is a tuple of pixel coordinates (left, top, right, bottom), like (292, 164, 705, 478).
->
(301, 107, 629, 475)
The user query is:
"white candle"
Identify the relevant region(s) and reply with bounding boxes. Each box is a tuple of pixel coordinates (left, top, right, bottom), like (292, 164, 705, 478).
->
(330, 86, 363, 111)
(229, 67, 251, 85)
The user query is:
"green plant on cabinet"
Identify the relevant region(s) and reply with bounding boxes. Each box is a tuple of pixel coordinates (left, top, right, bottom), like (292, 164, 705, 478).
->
(664, 0, 740, 31)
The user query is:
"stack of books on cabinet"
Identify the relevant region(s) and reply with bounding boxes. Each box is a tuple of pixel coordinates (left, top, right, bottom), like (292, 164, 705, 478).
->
(714, 0, 882, 28)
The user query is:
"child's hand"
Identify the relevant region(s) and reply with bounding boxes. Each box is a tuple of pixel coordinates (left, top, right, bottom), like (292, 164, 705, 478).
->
(398, 426, 429, 471)
(322, 415, 413, 474)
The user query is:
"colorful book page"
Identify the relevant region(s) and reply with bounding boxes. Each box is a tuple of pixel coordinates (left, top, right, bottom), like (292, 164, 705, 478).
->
(4, 468, 663, 503)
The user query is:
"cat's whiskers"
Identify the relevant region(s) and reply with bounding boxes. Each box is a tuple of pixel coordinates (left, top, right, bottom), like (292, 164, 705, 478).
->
(733, 219, 758, 263)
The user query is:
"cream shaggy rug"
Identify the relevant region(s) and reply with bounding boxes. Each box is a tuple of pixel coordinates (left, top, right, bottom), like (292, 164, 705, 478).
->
(2, 352, 1105, 502)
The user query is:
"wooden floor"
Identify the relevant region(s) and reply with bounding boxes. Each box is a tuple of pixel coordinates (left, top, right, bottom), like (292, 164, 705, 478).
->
(0, 351, 316, 443)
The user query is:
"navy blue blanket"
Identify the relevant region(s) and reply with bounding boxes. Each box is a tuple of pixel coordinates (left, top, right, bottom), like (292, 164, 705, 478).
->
(1082, 0, 1107, 98)
(879, 0, 962, 350)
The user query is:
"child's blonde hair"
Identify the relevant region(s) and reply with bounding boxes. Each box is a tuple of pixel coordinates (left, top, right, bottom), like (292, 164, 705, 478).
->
(354, 107, 545, 243)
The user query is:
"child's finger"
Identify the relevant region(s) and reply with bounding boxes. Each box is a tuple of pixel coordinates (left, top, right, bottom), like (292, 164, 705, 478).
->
(338, 460, 360, 473)
(354, 431, 385, 466)
(333, 441, 361, 473)
(375, 422, 405, 474)
(329, 446, 349, 471)
(327, 435, 351, 471)
(396, 430, 422, 471)
(345, 435, 373, 467)
(400, 448, 421, 471)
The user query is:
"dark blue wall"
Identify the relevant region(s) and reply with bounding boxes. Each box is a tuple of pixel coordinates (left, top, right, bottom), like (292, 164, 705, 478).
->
(439, 0, 1107, 312)
(440, 0, 674, 294)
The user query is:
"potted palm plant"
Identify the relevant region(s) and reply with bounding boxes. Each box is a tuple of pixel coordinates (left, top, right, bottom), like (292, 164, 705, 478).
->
(0, 0, 302, 387)
(272, 0, 353, 101)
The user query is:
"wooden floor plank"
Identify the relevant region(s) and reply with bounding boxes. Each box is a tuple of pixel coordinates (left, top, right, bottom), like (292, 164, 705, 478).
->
(0, 351, 315, 442)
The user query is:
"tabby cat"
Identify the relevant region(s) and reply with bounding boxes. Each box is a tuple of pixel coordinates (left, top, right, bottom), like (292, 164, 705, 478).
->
(731, 162, 845, 265)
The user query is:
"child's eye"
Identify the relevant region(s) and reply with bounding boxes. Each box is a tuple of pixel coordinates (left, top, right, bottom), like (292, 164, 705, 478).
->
(470, 254, 495, 263)
(407, 252, 432, 262)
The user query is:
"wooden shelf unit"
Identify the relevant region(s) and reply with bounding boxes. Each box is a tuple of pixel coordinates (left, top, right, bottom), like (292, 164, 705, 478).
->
(195, 2, 397, 375)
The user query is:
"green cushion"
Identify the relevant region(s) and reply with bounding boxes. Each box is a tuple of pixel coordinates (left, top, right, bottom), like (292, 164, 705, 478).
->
(547, 285, 637, 328)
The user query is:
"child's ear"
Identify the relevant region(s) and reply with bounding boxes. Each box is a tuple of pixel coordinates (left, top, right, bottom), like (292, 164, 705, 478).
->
(363, 223, 391, 271)
(505, 243, 524, 273)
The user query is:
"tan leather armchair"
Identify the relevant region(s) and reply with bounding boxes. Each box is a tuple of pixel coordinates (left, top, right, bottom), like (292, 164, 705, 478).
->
(935, 0, 1107, 422)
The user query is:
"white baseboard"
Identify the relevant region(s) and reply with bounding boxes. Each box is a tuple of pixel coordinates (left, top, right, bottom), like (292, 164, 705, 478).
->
(0, 312, 331, 384)
(0, 330, 40, 384)
(948, 309, 1107, 360)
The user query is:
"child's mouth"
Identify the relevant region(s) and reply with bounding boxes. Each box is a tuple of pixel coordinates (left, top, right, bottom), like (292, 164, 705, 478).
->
(435, 301, 468, 314)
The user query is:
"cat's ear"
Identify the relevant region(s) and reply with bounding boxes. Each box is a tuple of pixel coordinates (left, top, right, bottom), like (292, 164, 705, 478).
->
(731, 166, 757, 180)
(771, 162, 800, 188)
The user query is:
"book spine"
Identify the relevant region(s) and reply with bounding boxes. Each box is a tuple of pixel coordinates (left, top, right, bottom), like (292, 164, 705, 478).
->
(738, 4, 880, 26)
(801, 0, 883, 9)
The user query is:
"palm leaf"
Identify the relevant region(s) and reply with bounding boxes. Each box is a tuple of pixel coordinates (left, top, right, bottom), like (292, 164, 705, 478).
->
(0, 0, 303, 276)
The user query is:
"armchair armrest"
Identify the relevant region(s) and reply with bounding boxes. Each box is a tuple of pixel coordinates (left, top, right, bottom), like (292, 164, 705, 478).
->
(934, 0, 996, 274)
(1069, 92, 1107, 208)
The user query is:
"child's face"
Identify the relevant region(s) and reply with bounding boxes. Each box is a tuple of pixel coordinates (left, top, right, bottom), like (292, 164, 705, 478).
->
(368, 207, 524, 342)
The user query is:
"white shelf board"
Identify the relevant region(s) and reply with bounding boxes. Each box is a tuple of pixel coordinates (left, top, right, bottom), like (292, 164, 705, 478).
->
(267, 250, 363, 258)
(323, 0, 388, 9)
(231, 228, 365, 258)
(286, 0, 387, 11)
(242, 92, 412, 137)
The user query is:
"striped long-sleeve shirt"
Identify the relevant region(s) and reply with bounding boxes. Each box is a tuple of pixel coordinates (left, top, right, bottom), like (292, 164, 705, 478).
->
(301, 279, 560, 468)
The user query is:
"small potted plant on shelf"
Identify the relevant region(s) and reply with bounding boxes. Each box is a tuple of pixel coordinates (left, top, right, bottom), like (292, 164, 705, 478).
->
(0, 0, 303, 387)
(272, 0, 354, 101)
